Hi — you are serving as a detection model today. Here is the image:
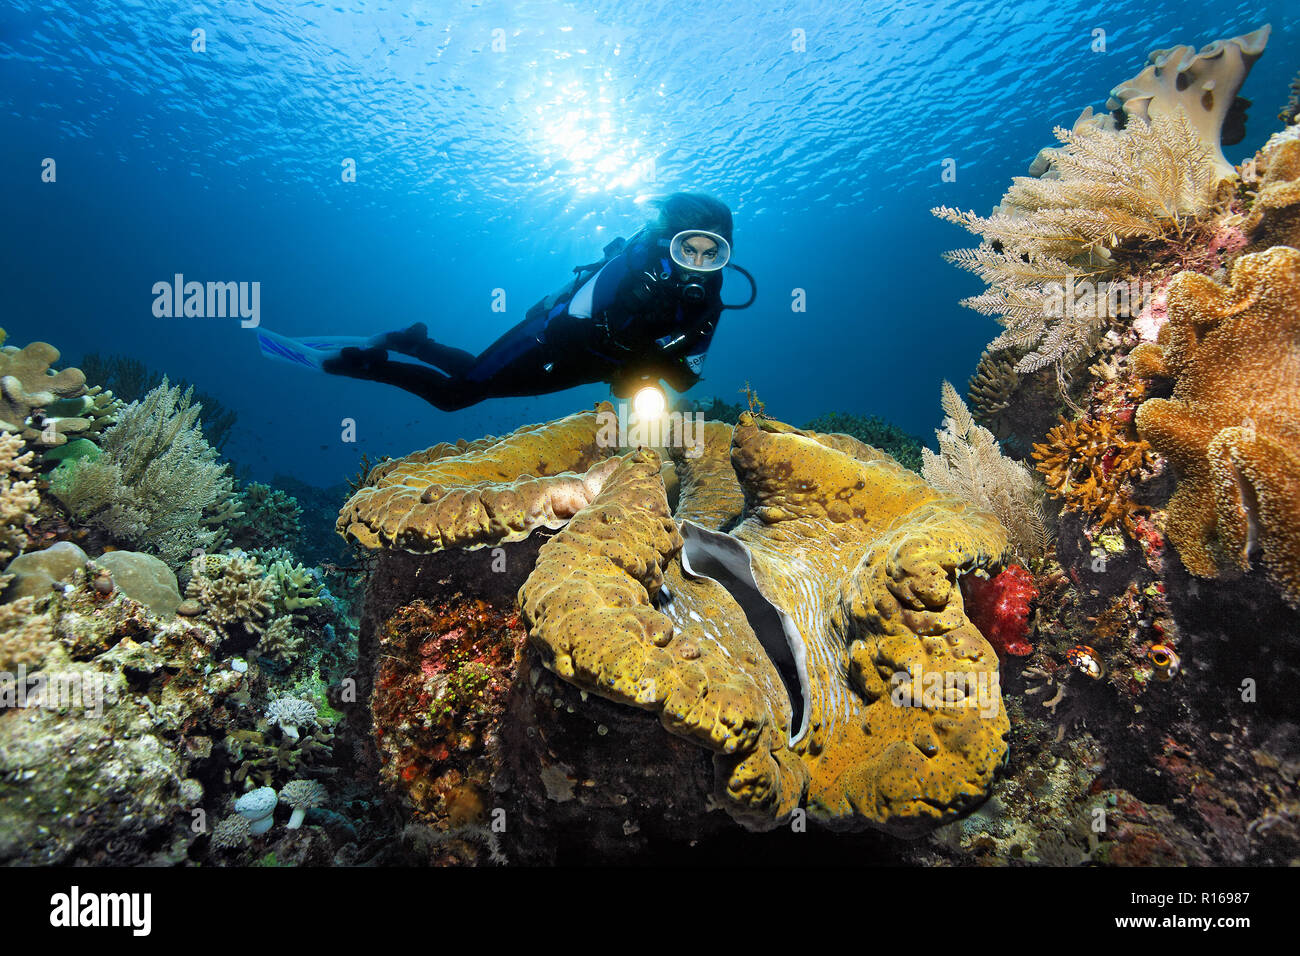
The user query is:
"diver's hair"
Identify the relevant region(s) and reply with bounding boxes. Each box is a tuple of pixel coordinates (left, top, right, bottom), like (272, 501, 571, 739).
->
(646, 193, 734, 247)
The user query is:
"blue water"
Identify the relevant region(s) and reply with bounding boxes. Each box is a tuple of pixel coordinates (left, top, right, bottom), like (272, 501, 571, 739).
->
(1, 0, 1296, 487)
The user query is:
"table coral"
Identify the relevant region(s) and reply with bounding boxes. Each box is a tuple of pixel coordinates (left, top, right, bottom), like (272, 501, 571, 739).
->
(1132, 246, 1300, 606)
(346, 409, 1014, 835)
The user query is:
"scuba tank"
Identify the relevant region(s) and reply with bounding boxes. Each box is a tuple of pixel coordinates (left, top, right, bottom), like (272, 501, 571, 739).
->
(524, 227, 648, 325)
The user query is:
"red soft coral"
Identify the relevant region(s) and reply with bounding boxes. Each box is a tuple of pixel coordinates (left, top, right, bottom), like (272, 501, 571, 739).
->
(961, 564, 1038, 658)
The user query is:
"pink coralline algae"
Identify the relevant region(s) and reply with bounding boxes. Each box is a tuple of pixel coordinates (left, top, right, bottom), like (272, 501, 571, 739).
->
(1133, 287, 1169, 343)
(962, 564, 1038, 658)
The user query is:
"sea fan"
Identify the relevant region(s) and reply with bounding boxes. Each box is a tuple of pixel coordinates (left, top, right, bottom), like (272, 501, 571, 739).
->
(922, 381, 1050, 562)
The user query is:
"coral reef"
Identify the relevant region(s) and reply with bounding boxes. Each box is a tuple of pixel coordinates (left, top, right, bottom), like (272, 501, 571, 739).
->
(229, 482, 303, 552)
(1132, 246, 1300, 605)
(934, 111, 1231, 376)
(348, 406, 1015, 837)
(921, 382, 1049, 562)
(1032, 416, 1155, 537)
(0, 566, 245, 864)
(49, 379, 240, 566)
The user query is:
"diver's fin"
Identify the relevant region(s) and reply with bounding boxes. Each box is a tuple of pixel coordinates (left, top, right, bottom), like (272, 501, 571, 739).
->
(255, 329, 378, 371)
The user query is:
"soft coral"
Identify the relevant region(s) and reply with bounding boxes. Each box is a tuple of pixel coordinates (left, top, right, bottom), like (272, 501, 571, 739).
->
(961, 564, 1038, 657)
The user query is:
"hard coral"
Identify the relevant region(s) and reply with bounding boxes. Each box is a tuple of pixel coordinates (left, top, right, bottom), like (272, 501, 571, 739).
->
(351, 409, 1015, 835)
(0, 432, 38, 567)
(185, 553, 277, 635)
(229, 482, 303, 551)
(1032, 416, 1154, 537)
(0, 338, 88, 445)
(1132, 246, 1300, 606)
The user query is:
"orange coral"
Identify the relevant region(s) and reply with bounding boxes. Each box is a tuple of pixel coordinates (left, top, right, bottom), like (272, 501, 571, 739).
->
(1132, 246, 1300, 606)
(1032, 416, 1154, 536)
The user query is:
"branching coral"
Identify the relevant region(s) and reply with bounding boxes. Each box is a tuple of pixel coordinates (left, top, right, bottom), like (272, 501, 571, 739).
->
(257, 616, 303, 663)
(922, 382, 1050, 562)
(229, 482, 303, 552)
(185, 552, 277, 635)
(0, 432, 38, 568)
(1032, 416, 1155, 537)
(933, 110, 1231, 375)
(50, 379, 238, 566)
(262, 557, 325, 619)
(1132, 246, 1300, 606)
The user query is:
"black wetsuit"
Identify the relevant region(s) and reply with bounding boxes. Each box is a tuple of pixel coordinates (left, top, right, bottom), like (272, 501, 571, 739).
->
(322, 230, 723, 412)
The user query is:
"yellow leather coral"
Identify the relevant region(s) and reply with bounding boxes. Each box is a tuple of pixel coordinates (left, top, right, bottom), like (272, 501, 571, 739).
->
(1133, 246, 1300, 605)
(1244, 137, 1300, 252)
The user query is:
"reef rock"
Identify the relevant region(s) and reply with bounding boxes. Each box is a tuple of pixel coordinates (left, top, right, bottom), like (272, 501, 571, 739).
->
(1133, 246, 1300, 606)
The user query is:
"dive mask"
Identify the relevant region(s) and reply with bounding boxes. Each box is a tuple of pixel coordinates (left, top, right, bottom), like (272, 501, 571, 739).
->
(668, 229, 731, 302)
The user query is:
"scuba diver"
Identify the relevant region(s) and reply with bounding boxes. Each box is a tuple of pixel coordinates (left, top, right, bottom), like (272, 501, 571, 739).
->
(255, 192, 756, 412)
